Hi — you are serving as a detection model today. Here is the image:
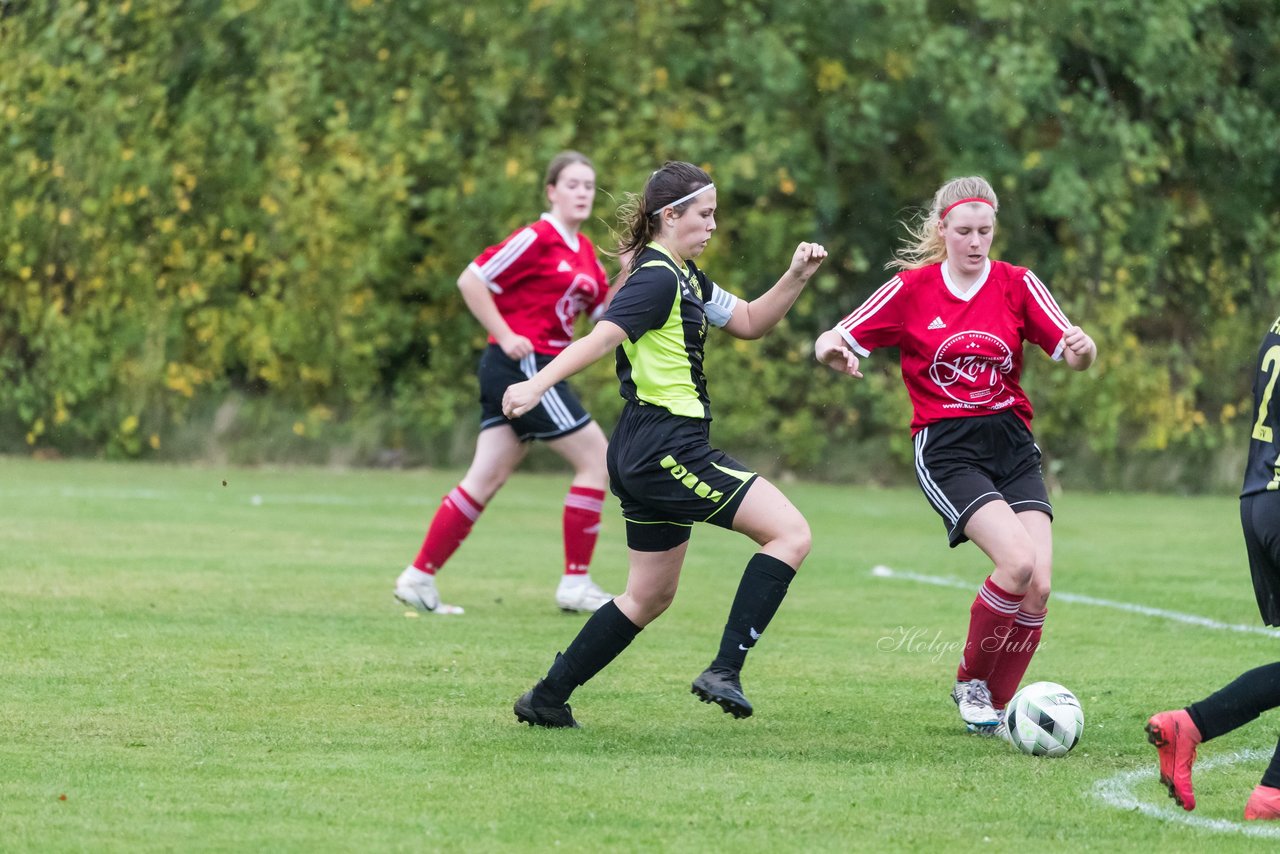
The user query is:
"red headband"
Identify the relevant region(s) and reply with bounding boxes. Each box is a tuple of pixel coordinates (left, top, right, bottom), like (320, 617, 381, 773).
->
(940, 197, 994, 220)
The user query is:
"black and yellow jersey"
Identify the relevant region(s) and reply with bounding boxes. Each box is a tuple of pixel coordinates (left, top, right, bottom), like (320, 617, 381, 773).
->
(601, 243, 739, 420)
(1243, 313, 1280, 496)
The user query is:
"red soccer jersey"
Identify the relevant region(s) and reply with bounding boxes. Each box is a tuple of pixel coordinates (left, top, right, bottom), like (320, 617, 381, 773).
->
(467, 213, 609, 355)
(835, 260, 1071, 433)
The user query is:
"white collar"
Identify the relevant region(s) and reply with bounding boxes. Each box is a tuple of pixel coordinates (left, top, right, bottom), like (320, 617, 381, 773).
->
(941, 258, 990, 301)
(541, 213, 579, 252)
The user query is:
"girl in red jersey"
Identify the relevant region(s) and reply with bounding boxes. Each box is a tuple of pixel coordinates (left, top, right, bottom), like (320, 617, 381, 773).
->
(394, 151, 619, 615)
(814, 175, 1098, 734)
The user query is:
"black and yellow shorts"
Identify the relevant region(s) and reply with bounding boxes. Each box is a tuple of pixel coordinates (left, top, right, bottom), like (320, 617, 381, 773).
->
(607, 402, 758, 551)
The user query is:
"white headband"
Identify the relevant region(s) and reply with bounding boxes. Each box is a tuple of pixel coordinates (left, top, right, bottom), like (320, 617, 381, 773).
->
(656, 182, 714, 215)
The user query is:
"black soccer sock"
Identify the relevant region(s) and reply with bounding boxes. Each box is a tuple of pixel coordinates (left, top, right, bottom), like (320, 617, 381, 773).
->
(709, 552, 796, 674)
(1186, 662, 1280, 742)
(535, 600, 642, 704)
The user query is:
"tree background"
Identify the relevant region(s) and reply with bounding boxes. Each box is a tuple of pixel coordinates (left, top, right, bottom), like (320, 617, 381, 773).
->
(2, 0, 1278, 490)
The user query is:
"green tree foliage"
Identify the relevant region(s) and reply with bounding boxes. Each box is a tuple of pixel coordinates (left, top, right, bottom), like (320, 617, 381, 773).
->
(2, 0, 1278, 488)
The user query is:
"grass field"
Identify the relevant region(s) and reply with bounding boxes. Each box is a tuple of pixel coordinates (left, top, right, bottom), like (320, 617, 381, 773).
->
(4, 456, 1280, 851)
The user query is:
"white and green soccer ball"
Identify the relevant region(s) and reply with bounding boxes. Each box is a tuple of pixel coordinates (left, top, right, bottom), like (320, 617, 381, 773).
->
(1004, 681, 1083, 757)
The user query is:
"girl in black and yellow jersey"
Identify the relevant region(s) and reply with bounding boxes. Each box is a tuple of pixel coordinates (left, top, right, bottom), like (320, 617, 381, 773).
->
(1145, 312, 1280, 821)
(502, 161, 827, 727)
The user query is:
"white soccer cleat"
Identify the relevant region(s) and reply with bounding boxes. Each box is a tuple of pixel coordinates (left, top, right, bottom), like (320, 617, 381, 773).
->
(972, 708, 1008, 739)
(952, 678, 1000, 728)
(993, 709, 1009, 741)
(394, 566, 464, 615)
(555, 575, 613, 613)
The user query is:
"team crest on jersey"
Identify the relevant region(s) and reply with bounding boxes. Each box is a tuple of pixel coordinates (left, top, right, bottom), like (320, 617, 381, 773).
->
(928, 331, 1014, 406)
(554, 273, 602, 337)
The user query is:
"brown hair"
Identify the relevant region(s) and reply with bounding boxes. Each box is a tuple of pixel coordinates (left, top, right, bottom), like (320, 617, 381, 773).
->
(616, 161, 713, 266)
(544, 150, 594, 190)
(888, 176, 999, 271)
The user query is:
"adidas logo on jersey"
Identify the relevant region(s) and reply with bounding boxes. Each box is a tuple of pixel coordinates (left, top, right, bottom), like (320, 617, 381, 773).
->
(557, 260, 573, 273)
(927, 316, 946, 330)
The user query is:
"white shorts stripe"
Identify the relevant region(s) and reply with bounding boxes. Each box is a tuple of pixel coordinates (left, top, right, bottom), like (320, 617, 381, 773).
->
(519, 353, 576, 430)
(914, 428, 959, 524)
(953, 490, 1002, 528)
(541, 387, 576, 429)
(1008, 498, 1053, 513)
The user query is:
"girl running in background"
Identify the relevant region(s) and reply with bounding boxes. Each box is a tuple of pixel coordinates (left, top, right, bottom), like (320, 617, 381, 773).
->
(394, 151, 618, 615)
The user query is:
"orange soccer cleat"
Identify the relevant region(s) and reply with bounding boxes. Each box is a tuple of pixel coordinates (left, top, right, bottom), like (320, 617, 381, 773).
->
(1245, 785, 1280, 821)
(1145, 709, 1202, 811)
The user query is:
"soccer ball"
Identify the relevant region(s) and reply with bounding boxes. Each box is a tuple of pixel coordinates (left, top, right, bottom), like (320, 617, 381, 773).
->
(1004, 681, 1083, 757)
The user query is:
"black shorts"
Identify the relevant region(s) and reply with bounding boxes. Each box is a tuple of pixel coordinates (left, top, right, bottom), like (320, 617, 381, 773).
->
(1241, 492, 1280, 627)
(477, 345, 592, 442)
(607, 402, 758, 552)
(913, 410, 1052, 548)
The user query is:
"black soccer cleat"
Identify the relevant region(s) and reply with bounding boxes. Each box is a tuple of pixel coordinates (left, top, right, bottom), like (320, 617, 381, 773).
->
(514, 688, 580, 729)
(691, 667, 754, 719)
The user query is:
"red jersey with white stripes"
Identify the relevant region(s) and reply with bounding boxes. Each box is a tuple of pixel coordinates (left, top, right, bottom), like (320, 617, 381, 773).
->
(467, 213, 609, 355)
(835, 260, 1070, 433)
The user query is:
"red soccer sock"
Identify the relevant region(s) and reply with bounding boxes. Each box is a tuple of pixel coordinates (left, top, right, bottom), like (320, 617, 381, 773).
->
(411, 486, 484, 574)
(562, 486, 605, 576)
(956, 576, 1024, 684)
(986, 609, 1046, 708)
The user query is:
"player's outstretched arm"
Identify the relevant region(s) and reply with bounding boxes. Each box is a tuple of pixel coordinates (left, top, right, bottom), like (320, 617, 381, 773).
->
(1062, 325, 1097, 371)
(814, 329, 863, 378)
(502, 320, 628, 418)
(723, 242, 828, 340)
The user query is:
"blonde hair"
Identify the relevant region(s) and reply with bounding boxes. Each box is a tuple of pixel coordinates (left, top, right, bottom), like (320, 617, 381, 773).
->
(888, 176, 999, 271)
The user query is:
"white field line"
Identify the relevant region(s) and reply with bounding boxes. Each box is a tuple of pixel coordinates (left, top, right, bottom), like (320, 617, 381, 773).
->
(1092, 749, 1280, 838)
(870, 565, 1280, 639)
(876, 562, 1280, 834)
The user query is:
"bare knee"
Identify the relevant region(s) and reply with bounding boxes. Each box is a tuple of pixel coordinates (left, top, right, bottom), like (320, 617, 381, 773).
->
(993, 549, 1036, 593)
(765, 518, 811, 569)
(641, 590, 676, 621)
(789, 519, 813, 566)
(618, 588, 676, 626)
(461, 469, 511, 503)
